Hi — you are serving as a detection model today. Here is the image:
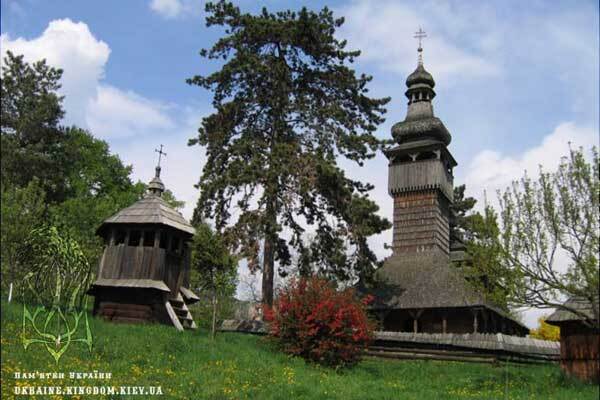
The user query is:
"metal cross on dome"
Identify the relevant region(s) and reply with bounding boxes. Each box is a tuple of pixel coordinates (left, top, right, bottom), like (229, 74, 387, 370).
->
(414, 27, 427, 51)
(155, 144, 167, 167)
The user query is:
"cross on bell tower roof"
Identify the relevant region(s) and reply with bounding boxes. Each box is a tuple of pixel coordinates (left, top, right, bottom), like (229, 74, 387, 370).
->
(148, 145, 166, 196)
(414, 27, 427, 66)
(155, 144, 167, 167)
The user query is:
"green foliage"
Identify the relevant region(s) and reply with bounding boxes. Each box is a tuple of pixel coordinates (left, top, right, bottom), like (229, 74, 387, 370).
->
(449, 184, 478, 244)
(191, 223, 238, 295)
(2, 300, 598, 399)
(188, 1, 391, 304)
(162, 189, 186, 211)
(1, 51, 68, 202)
(189, 295, 237, 330)
(448, 185, 517, 310)
(190, 222, 238, 337)
(463, 204, 516, 311)
(16, 226, 92, 309)
(48, 127, 145, 261)
(499, 146, 599, 327)
(0, 178, 47, 292)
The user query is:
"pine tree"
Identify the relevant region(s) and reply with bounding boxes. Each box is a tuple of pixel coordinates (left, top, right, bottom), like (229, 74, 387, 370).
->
(188, 1, 391, 306)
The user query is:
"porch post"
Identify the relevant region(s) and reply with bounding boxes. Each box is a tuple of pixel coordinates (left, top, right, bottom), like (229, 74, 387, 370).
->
(154, 229, 161, 248)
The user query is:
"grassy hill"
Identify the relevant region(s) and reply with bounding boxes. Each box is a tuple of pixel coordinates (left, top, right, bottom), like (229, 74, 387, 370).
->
(1, 301, 598, 399)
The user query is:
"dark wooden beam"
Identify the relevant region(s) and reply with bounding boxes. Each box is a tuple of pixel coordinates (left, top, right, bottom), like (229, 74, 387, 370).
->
(109, 228, 116, 246)
(154, 229, 161, 248)
(408, 309, 424, 334)
(482, 309, 488, 333)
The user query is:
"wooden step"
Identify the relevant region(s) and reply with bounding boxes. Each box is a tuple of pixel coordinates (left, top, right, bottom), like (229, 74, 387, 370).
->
(166, 299, 197, 330)
(172, 308, 188, 318)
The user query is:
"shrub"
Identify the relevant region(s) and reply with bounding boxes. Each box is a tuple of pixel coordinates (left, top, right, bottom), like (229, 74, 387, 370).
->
(264, 277, 375, 367)
(529, 316, 560, 341)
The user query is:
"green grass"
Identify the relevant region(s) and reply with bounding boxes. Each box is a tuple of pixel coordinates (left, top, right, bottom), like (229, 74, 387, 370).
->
(1, 300, 598, 399)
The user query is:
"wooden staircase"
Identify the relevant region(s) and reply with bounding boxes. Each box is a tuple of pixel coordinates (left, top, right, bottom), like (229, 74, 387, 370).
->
(165, 294, 197, 331)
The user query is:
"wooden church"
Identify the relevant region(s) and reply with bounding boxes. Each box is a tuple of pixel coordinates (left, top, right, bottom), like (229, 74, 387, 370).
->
(369, 32, 528, 336)
(88, 153, 199, 331)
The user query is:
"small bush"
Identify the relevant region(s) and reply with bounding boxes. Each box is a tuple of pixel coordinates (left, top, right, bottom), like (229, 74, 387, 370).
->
(264, 277, 375, 367)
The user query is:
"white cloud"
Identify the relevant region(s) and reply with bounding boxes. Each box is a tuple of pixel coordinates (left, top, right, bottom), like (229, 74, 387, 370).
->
(109, 105, 207, 220)
(149, 0, 201, 19)
(150, 0, 183, 19)
(337, 0, 500, 83)
(1, 19, 110, 125)
(337, 0, 598, 98)
(464, 122, 598, 208)
(1, 19, 175, 139)
(86, 85, 174, 139)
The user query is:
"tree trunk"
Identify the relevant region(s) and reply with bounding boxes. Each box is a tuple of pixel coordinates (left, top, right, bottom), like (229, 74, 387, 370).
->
(211, 288, 217, 340)
(261, 190, 277, 308)
(262, 236, 274, 308)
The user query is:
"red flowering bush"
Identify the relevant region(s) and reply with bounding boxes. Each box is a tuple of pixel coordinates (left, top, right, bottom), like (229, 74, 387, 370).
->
(264, 277, 375, 367)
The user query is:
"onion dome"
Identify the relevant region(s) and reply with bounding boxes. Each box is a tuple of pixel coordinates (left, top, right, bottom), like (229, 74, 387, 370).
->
(406, 63, 435, 88)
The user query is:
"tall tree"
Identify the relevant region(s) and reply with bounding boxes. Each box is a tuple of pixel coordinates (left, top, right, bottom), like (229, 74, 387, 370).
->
(499, 146, 599, 328)
(190, 222, 238, 339)
(1, 51, 68, 202)
(188, 1, 391, 306)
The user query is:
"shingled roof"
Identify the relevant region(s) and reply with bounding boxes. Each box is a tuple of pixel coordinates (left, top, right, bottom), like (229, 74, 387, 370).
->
(370, 251, 527, 331)
(97, 194, 195, 235)
(546, 297, 598, 324)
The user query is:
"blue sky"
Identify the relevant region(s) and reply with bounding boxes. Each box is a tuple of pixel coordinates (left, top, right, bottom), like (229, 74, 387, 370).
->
(2, 0, 598, 326)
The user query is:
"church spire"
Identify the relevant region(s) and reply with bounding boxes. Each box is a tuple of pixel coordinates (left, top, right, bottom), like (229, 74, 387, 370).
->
(403, 28, 436, 122)
(148, 145, 166, 196)
(389, 29, 451, 146)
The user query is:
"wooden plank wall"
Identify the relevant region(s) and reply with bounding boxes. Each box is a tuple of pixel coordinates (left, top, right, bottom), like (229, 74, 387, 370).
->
(560, 323, 600, 383)
(99, 245, 166, 280)
(96, 239, 190, 301)
(392, 190, 450, 254)
(388, 159, 453, 200)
